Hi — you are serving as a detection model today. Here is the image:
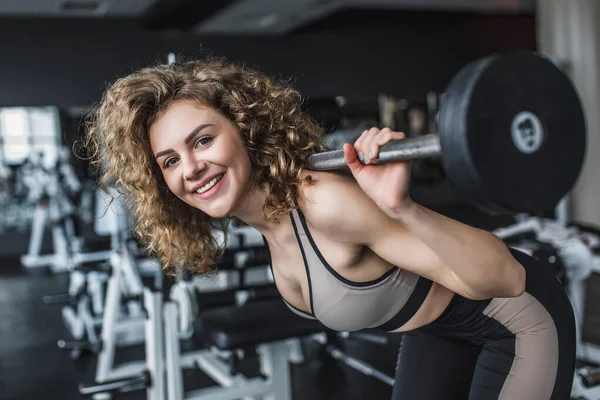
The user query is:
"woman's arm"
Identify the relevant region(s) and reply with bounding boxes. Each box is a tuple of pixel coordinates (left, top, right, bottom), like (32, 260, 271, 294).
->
(300, 173, 526, 300)
(384, 201, 526, 300)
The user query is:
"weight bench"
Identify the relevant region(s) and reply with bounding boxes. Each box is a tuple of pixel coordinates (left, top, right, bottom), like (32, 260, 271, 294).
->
(164, 297, 325, 400)
(80, 252, 323, 400)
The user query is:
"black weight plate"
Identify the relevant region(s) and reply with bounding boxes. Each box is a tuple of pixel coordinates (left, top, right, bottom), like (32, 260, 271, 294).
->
(437, 55, 501, 212)
(439, 51, 586, 213)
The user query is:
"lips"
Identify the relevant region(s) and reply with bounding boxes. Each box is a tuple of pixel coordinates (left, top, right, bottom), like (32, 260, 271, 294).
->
(192, 173, 223, 194)
(193, 172, 226, 200)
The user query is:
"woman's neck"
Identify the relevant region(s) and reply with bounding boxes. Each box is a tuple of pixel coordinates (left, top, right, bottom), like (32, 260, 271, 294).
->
(230, 183, 276, 234)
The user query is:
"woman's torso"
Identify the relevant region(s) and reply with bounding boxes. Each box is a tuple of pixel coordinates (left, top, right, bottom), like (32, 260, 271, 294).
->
(263, 177, 456, 332)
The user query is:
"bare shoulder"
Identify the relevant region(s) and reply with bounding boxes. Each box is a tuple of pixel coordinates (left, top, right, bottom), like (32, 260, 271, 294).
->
(296, 170, 454, 288)
(296, 170, 391, 244)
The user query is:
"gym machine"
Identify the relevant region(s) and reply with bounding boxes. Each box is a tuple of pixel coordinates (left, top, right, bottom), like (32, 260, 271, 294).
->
(20, 148, 112, 272)
(79, 228, 322, 400)
(44, 189, 161, 360)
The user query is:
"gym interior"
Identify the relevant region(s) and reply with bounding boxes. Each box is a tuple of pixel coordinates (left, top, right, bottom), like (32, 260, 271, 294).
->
(1, 1, 599, 399)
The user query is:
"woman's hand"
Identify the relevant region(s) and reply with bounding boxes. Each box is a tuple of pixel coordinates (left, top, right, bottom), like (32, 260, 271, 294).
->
(343, 127, 414, 214)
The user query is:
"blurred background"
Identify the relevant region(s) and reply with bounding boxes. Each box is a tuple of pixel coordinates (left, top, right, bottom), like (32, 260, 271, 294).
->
(1, 1, 600, 399)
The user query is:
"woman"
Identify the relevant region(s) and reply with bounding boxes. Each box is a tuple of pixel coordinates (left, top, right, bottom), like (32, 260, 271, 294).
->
(84, 57, 575, 399)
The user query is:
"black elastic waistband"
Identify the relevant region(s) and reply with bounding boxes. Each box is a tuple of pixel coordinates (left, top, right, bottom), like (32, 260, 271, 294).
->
(436, 293, 466, 322)
(372, 276, 433, 332)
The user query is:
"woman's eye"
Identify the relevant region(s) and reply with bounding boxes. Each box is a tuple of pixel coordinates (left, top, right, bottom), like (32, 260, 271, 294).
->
(162, 136, 212, 169)
(196, 136, 213, 147)
(164, 157, 178, 168)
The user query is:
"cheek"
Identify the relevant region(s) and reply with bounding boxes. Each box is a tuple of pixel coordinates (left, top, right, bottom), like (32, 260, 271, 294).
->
(225, 139, 252, 170)
(234, 140, 252, 166)
(161, 172, 180, 194)
(234, 152, 253, 181)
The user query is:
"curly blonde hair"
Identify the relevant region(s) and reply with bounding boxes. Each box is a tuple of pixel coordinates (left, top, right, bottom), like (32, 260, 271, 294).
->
(82, 57, 325, 275)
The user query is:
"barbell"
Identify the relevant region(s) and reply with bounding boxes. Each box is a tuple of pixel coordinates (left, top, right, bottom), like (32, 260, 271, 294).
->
(306, 51, 587, 214)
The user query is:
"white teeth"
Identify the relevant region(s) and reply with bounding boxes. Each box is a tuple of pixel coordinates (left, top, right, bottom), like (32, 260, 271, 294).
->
(196, 174, 223, 194)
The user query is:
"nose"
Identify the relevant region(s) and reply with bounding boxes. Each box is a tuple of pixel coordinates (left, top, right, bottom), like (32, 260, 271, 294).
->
(183, 157, 206, 181)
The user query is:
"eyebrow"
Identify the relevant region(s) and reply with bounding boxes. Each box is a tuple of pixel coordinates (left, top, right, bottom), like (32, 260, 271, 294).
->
(154, 123, 214, 159)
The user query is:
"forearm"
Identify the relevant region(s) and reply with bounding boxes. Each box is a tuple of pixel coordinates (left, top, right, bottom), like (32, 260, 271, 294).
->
(389, 201, 525, 299)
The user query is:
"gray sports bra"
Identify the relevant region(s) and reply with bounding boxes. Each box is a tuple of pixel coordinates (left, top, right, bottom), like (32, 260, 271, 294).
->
(266, 209, 433, 332)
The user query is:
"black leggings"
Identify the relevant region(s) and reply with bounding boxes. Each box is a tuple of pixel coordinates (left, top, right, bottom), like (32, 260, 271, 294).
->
(392, 249, 576, 400)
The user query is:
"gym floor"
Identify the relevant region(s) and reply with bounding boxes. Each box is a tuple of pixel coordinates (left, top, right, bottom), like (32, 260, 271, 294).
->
(0, 252, 401, 400)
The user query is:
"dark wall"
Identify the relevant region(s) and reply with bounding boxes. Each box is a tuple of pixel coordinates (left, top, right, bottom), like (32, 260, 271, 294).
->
(0, 12, 535, 108)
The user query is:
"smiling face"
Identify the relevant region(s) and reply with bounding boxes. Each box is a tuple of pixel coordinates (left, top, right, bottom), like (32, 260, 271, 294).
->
(149, 100, 253, 219)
